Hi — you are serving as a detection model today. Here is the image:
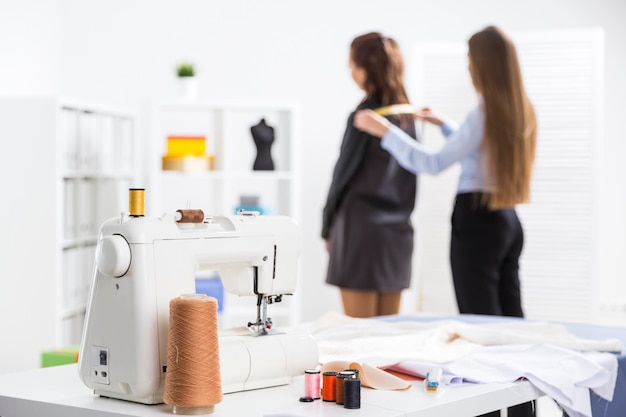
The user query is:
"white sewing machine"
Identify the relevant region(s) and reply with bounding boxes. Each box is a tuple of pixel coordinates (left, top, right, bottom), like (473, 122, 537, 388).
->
(78, 204, 318, 404)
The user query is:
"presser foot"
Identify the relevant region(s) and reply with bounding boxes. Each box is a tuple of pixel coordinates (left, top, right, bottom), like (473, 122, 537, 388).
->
(246, 318, 284, 336)
(247, 294, 284, 336)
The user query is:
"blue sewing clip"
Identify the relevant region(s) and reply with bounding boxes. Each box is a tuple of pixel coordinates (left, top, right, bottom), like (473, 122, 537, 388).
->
(424, 367, 443, 393)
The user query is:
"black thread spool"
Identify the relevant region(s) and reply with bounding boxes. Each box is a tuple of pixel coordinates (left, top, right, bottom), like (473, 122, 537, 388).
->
(343, 377, 361, 409)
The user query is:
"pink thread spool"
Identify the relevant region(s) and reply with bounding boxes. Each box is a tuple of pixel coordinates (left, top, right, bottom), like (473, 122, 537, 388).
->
(304, 369, 321, 400)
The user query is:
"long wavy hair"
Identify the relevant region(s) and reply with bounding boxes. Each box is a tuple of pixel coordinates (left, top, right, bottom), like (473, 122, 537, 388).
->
(350, 32, 413, 128)
(469, 26, 537, 209)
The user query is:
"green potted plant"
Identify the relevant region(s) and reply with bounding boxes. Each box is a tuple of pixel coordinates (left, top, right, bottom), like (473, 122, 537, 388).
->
(176, 62, 195, 77)
(176, 62, 198, 100)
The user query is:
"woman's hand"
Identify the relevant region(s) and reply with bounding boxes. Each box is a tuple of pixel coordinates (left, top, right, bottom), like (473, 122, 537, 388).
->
(353, 110, 392, 138)
(414, 107, 444, 126)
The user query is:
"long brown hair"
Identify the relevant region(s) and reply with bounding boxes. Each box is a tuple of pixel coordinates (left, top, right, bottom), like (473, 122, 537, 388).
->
(350, 32, 412, 128)
(468, 26, 537, 209)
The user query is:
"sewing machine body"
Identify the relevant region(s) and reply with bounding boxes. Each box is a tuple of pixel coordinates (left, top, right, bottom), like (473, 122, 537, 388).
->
(78, 211, 318, 404)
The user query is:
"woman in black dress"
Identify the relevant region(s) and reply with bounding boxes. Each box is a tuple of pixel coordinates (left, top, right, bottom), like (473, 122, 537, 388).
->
(322, 32, 418, 317)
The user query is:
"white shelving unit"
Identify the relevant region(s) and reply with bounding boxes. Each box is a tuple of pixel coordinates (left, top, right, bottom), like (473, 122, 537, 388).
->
(59, 99, 137, 347)
(0, 97, 138, 352)
(148, 99, 301, 329)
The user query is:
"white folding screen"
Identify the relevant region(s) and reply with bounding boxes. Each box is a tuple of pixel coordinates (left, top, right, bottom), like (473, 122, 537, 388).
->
(408, 29, 605, 323)
(405, 44, 475, 315)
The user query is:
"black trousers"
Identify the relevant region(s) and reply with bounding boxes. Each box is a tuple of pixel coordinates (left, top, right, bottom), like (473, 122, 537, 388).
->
(450, 192, 524, 317)
(450, 193, 535, 417)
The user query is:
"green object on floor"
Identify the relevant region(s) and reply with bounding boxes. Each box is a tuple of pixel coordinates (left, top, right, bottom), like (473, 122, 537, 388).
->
(41, 346, 79, 368)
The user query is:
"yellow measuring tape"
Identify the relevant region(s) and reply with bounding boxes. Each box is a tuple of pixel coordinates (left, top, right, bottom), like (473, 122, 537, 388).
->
(373, 104, 416, 116)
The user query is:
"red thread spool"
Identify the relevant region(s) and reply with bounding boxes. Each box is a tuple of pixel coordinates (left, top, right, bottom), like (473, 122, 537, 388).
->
(321, 371, 337, 402)
(304, 369, 321, 400)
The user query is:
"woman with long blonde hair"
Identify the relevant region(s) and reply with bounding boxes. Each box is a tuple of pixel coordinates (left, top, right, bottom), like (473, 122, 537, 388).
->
(354, 26, 536, 318)
(354, 25, 537, 417)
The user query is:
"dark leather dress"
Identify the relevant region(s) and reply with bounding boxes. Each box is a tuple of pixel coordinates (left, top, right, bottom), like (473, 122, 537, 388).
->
(322, 99, 418, 291)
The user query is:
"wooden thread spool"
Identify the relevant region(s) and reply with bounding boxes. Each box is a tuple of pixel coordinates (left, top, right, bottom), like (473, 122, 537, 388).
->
(175, 209, 205, 224)
(164, 294, 222, 414)
(335, 371, 355, 405)
(128, 188, 145, 217)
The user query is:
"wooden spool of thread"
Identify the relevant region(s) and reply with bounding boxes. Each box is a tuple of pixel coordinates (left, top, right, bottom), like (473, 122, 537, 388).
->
(164, 294, 222, 414)
(128, 188, 145, 217)
(175, 209, 205, 224)
(335, 371, 355, 405)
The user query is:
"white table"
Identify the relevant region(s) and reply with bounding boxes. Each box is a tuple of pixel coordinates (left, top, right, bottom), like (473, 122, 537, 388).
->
(0, 364, 541, 417)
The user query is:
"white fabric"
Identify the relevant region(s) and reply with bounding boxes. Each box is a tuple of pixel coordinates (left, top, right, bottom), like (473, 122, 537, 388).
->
(306, 313, 621, 417)
(446, 320, 623, 352)
(389, 346, 617, 417)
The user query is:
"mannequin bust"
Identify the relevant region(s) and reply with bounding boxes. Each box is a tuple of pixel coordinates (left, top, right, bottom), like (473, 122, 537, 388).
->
(250, 118, 275, 170)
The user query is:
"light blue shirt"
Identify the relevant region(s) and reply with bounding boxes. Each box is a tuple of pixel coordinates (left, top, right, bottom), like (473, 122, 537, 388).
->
(380, 105, 488, 194)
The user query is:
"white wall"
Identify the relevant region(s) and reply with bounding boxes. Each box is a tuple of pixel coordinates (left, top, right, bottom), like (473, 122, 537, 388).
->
(0, 0, 62, 373)
(0, 0, 60, 94)
(1, 0, 625, 373)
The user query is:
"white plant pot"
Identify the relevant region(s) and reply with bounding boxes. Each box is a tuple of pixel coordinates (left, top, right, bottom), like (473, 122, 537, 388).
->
(179, 77, 198, 100)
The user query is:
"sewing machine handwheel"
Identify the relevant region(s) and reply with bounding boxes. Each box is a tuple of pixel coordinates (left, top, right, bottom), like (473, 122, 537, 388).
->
(96, 235, 131, 277)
